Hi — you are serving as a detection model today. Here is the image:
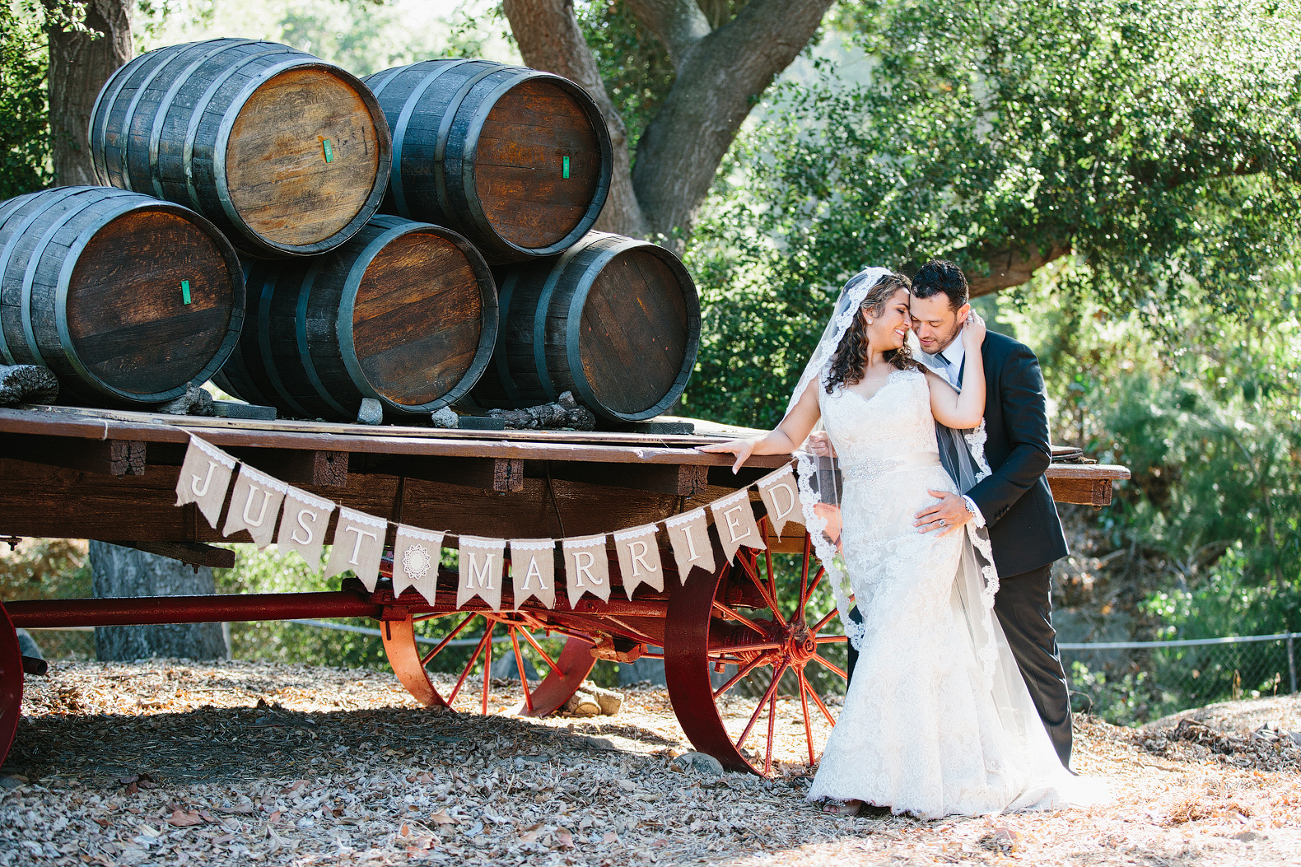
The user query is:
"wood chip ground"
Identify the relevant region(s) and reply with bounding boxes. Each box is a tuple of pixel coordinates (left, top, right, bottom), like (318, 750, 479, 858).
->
(4, 660, 1300, 866)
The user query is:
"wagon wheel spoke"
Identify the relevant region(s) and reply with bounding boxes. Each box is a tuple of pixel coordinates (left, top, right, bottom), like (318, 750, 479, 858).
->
(796, 668, 816, 765)
(509, 628, 534, 714)
(447, 626, 492, 707)
(517, 626, 563, 675)
(420, 613, 478, 666)
(665, 528, 846, 778)
(812, 653, 848, 680)
(480, 621, 495, 715)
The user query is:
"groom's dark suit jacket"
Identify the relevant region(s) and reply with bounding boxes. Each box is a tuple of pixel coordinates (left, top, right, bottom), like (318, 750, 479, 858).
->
(961, 330, 1068, 576)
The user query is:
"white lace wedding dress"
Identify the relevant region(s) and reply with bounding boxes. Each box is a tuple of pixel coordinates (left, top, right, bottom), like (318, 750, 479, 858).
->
(805, 367, 1091, 819)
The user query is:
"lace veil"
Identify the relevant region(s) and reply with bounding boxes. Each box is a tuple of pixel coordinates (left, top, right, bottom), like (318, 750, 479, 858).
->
(782, 267, 890, 647)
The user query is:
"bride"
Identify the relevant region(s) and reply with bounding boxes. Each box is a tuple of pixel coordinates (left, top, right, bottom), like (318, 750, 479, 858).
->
(699, 267, 1091, 819)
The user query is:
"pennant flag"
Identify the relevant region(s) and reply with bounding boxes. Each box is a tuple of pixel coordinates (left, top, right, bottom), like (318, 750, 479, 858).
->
(277, 486, 336, 567)
(393, 525, 444, 604)
(457, 537, 505, 611)
(614, 524, 664, 599)
(510, 539, 556, 609)
(665, 507, 715, 579)
(709, 490, 764, 564)
(175, 436, 236, 527)
(562, 535, 611, 607)
(757, 465, 800, 540)
(222, 464, 288, 548)
(325, 507, 388, 591)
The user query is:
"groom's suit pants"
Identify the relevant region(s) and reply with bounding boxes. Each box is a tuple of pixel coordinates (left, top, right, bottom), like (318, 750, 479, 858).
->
(844, 562, 1073, 770)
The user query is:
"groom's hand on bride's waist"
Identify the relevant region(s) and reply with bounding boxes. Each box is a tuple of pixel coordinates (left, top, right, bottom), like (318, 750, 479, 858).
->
(915, 491, 974, 538)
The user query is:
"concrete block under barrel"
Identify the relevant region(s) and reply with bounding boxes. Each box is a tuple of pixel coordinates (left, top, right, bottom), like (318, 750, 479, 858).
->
(89, 38, 392, 258)
(0, 186, 244, 407)
(214, 215, 497, 422)
(471, 232, 700, 424)
(365, 59, 612, 263)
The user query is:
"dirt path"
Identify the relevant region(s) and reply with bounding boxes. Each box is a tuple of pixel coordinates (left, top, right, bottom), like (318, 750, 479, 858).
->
(3, 661, 1299, 866)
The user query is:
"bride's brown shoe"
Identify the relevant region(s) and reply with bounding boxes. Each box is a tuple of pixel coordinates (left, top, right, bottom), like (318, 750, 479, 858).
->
(820, 799, 863, 816)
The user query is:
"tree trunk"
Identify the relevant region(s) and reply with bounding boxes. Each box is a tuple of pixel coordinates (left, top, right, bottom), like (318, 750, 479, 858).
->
(90, 542, 228, 661)
(46, 0, 132, 186)
(505, 0, 835, 248)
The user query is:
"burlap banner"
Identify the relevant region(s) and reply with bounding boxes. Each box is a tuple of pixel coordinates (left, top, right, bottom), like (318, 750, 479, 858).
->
(562, 535, 611, 607)
(614, 525, 664, 598)
(393, 525, 444, 604)
(277, 486, 336, 567)
(222, 464, 289, 548)
(757, 464, 800, 540)
(458, 537, 505, 611)
(325, 508, 387, 591)
(709, 489, 764, 564)
(510, 539, 556, 609)
(174, 436, 236, 527)
(665, 507, 715, 579)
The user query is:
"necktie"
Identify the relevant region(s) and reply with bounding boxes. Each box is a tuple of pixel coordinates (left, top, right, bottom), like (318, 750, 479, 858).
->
(934, 349, 949, 366)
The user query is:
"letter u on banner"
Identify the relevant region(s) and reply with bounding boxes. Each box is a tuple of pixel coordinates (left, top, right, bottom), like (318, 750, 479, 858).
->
(457, 537, 504, 611)
(614, 525, 664, 599)
(174, 436, 236, 527)
(757, 464, 800, 540)
(562, 536, 610, 607)
(325, 508, 388, 591)
(510, 539, 556, 609)
(709, 489, 763, 564)
(222, 464, 288, 548)
(393, 525, 444, 604)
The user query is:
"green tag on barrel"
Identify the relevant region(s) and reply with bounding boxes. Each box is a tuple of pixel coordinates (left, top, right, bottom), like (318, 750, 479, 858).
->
(181, 280, 191, 305)
(322, 138, 334, 163)
(563, 155, 570, 178)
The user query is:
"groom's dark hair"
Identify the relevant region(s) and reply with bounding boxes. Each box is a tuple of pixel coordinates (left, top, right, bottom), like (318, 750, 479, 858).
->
(912, 260, 969, 312)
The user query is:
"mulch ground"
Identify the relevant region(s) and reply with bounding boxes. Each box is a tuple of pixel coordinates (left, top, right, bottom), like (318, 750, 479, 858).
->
(3, 660, 1300, 866)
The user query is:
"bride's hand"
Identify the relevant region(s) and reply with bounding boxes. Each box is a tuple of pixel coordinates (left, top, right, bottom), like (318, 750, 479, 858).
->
(696, 438, 757, 474)
(962, 310, 987, 348)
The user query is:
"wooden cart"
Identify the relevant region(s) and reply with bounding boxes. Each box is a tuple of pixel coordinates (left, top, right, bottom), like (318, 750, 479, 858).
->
(0, 404, 1129, 775)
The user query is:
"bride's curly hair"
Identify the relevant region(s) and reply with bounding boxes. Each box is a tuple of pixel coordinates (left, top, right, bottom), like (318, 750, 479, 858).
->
(825, 272, 916, 394)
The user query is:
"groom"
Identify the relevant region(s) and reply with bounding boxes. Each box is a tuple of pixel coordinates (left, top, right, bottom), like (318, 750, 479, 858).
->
(837, 260, 1073, 769)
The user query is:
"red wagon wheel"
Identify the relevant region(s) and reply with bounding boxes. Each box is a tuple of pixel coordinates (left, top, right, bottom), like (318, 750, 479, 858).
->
(382, 610, 596, 717)
(664, 522, 847, 775)
(0, 602, 23, 769)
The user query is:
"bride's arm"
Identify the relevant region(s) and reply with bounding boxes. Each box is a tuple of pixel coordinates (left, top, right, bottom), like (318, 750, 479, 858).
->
(697, 376, 822, 473)
(927, 313, 987, 428)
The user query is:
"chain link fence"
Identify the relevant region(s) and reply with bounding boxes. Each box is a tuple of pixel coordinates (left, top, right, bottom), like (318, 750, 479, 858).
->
(1061, 632, 1300, 726)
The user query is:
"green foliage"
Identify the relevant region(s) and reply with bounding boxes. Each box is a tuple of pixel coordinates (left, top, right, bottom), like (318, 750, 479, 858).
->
(573, 0, 675, 159)
(0, 540, 91, 602)
(684, 0, 1301, 427)
(0, 0, 52, 198)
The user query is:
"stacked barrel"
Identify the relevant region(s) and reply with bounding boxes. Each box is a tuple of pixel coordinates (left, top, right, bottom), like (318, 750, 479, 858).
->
(2, 39, 700, 425)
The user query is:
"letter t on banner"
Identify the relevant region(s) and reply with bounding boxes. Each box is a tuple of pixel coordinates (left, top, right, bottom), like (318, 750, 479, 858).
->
(325, 508, 388, 591)
(757, 464, 800, 540)
(709, 490, 764, 564)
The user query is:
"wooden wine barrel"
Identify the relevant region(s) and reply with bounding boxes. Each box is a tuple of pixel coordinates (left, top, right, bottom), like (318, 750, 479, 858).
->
(0, 186, 244, 406)
(89, 39, 392, 258)
(472, 233, 699, 423)
(364, 60, 612, 263)
(214, 215, 497, 421)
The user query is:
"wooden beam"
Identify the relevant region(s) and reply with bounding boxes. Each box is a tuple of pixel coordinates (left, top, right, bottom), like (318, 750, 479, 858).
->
(541, 461, 709, 497)
(359, 455, 523, 493)
(103, 540, 237, 569)
(0, 432, 146, 476)
(227, 448, 349, 487)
